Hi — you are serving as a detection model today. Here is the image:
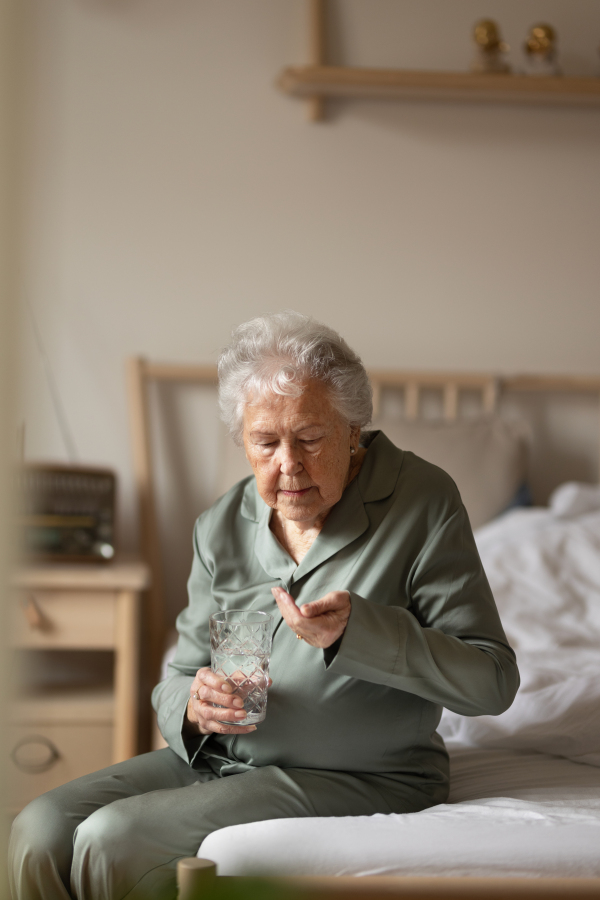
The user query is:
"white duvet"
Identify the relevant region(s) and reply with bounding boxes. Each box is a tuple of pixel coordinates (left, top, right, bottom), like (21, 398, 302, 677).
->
(440, 485, 600, 768)
(200, 483, 600, 877)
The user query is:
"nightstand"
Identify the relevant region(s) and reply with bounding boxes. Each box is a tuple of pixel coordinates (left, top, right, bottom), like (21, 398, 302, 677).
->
(8, 560, 149, 813)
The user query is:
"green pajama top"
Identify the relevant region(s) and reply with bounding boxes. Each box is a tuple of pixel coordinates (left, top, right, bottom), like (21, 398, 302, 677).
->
(152, 431, 519, 801)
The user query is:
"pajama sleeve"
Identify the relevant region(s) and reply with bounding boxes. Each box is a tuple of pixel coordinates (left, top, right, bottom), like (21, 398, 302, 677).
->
(325, 502, 519, 717)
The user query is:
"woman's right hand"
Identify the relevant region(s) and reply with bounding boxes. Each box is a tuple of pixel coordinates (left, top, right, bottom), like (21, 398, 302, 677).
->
(185, 667, 257, 736)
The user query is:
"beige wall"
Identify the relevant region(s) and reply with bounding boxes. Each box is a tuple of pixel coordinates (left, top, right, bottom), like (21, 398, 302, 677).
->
(19, 0, 600, 617)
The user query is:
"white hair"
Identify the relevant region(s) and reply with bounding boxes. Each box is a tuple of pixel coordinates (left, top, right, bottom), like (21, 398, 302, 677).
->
(218, 311, 373, 444)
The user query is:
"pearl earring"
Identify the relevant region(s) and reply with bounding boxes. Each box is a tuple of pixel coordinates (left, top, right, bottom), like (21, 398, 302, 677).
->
(350, 447, 356, 455)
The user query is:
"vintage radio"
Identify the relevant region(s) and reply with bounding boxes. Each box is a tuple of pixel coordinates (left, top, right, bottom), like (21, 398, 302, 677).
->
(18, 464, 116, 562)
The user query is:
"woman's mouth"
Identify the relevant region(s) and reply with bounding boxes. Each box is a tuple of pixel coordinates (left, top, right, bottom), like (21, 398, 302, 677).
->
(279, 487, 313, 498)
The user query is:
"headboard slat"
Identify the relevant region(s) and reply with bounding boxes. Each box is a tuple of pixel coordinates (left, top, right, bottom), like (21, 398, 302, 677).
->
(405, 382, 419, 420)
(443, 383, 459, 421)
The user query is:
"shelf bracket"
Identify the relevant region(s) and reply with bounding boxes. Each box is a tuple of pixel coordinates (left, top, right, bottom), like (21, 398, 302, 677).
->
(307, 0, 326, 121)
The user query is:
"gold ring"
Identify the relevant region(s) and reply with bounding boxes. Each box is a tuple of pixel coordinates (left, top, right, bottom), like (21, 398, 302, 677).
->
(296, 634, 303, 640)
(192, 691, 199, 700)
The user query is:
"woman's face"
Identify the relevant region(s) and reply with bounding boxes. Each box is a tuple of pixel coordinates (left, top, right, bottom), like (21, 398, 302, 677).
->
(242, 380, 358, 527)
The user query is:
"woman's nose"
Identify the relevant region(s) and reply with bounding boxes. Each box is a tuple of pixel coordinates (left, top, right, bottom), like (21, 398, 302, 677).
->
(278, 444, 303, 476)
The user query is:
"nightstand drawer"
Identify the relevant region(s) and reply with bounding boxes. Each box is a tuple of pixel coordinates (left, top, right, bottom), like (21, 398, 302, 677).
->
(11, 591, 116, 649)
(7, 722, 114, 813)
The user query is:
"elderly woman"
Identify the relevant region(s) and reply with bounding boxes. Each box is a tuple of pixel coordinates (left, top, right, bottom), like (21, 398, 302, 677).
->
(10, 312, 519, 900)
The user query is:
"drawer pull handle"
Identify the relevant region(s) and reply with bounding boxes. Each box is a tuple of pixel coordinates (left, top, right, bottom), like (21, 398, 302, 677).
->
(10, 735, 60, 773)
(21, 595, 49, 631)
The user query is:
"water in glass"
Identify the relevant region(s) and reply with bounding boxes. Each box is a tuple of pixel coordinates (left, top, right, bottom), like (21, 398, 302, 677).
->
(210, 610, 273, 726)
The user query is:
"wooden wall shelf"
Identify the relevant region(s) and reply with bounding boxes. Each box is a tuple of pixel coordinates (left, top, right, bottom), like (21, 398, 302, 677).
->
(281, 2, 600, 120)
(278, 65, 600, 109)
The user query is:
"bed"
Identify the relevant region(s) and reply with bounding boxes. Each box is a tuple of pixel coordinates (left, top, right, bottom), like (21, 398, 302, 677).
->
(198, 486, 600, 880)
(127, 364, 600, 896)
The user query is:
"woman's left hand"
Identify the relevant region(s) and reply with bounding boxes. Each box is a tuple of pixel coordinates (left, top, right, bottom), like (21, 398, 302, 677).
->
(271, 586, 351, 648)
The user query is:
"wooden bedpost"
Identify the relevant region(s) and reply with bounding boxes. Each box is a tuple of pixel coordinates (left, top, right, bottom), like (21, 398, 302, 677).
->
(177, 859, 217, 900)
(126, 356, 165, 687)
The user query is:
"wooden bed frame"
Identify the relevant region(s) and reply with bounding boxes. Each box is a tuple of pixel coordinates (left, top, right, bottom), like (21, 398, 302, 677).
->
(126, 360, 600, 899)
(175, 859, 600, 899)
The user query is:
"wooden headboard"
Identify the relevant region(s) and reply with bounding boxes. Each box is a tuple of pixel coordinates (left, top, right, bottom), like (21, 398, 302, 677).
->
(127, 359, 600, 684)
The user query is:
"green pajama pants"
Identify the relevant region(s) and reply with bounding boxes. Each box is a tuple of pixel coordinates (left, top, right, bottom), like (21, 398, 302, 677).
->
(9, 747, 429, 900)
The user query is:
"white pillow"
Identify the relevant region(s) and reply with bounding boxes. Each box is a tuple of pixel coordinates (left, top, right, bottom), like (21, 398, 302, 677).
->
(549, 482, 600, 519)
(371, 416, 530, 529)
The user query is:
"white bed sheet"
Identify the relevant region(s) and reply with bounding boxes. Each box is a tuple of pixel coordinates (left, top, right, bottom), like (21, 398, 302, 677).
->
(199, 747, 600, 877)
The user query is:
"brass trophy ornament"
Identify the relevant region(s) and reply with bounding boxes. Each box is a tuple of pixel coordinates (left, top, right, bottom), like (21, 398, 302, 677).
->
(523, 24, 561, 76)
(471, 19, 511, 74)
